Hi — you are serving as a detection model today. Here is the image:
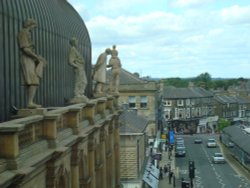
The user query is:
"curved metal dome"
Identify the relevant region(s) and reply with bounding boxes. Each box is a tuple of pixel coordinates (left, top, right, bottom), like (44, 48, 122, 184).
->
(0, 0, 92, 122)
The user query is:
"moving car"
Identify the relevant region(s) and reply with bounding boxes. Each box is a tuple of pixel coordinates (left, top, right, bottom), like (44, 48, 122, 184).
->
(175, 146, 186, 157)
(212, 153, 225, 163)
(207, 138, 217, 148)
(194, 138, 202, 144)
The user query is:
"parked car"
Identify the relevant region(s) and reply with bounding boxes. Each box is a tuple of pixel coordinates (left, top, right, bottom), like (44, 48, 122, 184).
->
(175, 146, 186, 157)
(207, 138, 217, 148)
(194, 138, 202, 144)
(212, 153, 225, 163)
(226, 142, 234, 148)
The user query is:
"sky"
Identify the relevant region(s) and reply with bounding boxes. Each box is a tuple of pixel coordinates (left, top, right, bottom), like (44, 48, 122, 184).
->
(67, 0, 250, 78)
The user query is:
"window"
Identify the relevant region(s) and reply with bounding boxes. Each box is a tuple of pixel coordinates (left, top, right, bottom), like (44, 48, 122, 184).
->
(177, 100, 184, 106)
(128, 96, 136, 108)
(140, 96, 148, 108)
(186, 99, 190, 106)
(164, 100, 172, 106)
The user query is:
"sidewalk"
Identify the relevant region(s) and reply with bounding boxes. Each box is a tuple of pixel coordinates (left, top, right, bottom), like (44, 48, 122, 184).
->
(158, 149, 179, 188)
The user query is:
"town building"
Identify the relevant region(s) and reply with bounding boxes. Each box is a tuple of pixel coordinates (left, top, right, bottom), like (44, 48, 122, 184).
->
(214, 95, 250, 122)
(114, 69, 159, 138)
(161, 87, 217, 134)
(119, 110, 148, 188)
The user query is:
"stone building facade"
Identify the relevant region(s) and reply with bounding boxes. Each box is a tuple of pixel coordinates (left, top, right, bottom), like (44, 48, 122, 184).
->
(119, 111, 148, 188)
(115, 69, 159, 138)
(162, 87, 216, 134)
(0, 1, 122, 188)
(0, 97, 121, 188)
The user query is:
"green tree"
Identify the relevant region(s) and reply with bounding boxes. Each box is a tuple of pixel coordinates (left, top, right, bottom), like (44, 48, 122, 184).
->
(163, 77, 189, 87)
(217, 118, 230, 132)
(194, 72, 212, 89)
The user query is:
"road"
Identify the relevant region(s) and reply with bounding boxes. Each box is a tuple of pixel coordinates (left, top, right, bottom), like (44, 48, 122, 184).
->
(175, 134, 250, 188)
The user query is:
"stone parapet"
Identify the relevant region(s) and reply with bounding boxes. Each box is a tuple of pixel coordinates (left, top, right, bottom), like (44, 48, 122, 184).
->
(0, 96, 121, 188)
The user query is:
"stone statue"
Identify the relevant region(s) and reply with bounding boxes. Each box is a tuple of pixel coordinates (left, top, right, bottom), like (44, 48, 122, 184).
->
(107, 45, 121, 94)
(68, 37, 88, 103)
(18, 18, 47, 108)
(92, 48, 112, 95)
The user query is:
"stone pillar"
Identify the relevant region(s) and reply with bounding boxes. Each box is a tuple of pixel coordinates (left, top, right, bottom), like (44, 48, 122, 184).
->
(71, 144, 80, 188)
(108, 123, 115, 188)
(114, 115, 121, 188)
(83, 103, 96, 125)
(96, 98, 107, 118)
(88, 136, 96, 188)
(67, 107, 81, 134)
(0, 132, 19, 158)
(43, 114, 59, 148)
(100, 128, 107, 188)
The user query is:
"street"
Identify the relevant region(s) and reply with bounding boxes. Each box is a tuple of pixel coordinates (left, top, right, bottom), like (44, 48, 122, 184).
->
(175, 134, 250, 188)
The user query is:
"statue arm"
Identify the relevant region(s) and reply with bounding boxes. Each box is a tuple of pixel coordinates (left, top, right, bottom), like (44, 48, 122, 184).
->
(22, 47, 40, 63)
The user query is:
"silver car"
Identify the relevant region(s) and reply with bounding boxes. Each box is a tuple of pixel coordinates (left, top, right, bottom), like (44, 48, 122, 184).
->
(212, 153, 225, 164)
(207, 138, 217, 148)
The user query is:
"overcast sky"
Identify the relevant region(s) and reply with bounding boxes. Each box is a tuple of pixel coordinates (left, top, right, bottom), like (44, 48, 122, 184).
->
(67, 0, 250, 78)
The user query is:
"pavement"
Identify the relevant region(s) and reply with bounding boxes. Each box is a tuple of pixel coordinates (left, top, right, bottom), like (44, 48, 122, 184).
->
(219, 141, 250, 184)
(158, 149, 180, 188)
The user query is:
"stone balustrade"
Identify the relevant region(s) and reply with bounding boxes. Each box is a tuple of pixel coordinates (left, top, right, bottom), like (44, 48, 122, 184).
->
(0, 96, 118, 165)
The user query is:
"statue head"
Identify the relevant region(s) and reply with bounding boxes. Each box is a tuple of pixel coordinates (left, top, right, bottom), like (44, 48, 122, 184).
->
(105, 48, 112, 54)
(70, 37, 78, 47)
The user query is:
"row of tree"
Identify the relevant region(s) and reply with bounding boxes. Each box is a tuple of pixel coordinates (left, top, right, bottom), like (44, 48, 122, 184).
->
(163, 72, 247, 90)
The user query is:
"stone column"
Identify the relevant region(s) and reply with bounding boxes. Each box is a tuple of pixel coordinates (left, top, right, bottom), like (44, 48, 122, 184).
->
(114, 115, 121, 188)
(88, 136, 96, 188)
(109, 122, 115, 188)
(71, 144, 80, 188)
(100, 128, 107, 188)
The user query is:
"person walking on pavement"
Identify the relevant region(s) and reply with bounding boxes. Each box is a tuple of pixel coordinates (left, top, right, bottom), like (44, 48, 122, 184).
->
(164, 164, 168, 176)
(159, 167, 163, 180)
(169, 170, 173, 184)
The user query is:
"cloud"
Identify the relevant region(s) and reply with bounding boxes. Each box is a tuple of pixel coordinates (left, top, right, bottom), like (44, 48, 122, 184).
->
(220, 5, 250, 24)
(68, 0, 250, 78)
(170, 0, 214, 8)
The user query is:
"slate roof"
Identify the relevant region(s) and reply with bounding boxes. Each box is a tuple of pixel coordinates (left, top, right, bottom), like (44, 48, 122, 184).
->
(119, 110, 148, 134)
(215, 95, 250, 104)
(107, 68, 145, 85)
(163, 87, 213, 99)
(223, 126, 250, 155)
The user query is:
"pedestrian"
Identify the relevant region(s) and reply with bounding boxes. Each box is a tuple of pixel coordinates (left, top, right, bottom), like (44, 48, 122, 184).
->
(159, 167, 163, 180)
(168, 163, 171, 172)
(173, 173, 176, 187)
(169, 170, 173, 184)
(164, 164, 168, 176)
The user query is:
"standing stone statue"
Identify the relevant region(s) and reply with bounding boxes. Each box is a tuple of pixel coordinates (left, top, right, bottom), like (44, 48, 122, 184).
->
(68, 37, 88, 103)
(92, 48, 111, 96)
(107, 45, 121, 94)
(18, 18, 47, 108)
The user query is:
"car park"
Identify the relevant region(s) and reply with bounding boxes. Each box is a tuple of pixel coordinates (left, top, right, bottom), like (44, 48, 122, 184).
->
(212, 153, 225, 163)
(207, 138, 217, 148)
(194, 138, 202, 144)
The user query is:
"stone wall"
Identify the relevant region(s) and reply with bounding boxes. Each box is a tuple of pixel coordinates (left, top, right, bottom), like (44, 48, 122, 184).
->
(0, 96, 121, 188)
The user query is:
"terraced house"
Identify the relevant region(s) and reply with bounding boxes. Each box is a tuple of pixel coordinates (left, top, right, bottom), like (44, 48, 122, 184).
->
(162, 87, 217, 134)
